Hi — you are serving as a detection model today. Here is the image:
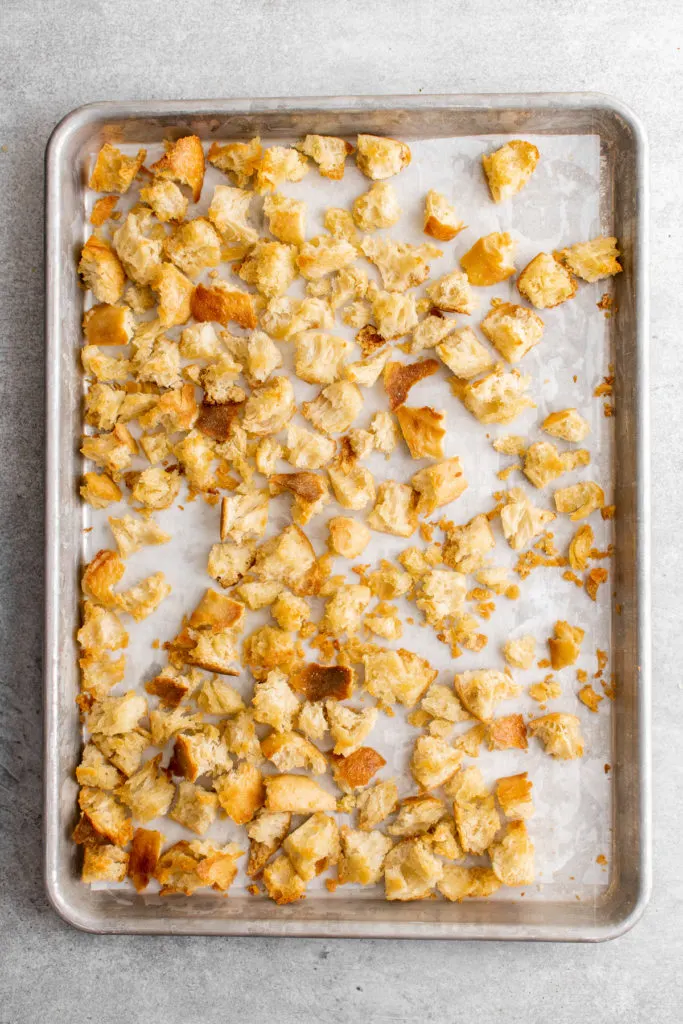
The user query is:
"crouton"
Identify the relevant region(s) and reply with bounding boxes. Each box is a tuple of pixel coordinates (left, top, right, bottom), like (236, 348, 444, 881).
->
(90, 729, 150, 778)
(421, 683, 470, 723)
(356, 779, 399, 831)
(251, 524, 321, 595)
(331, 746, 386, 793)
(410, 313, 457, 354)
(426, 269, 475, 314)
(77, 600, 129, 654)
(458, 365, 534, 424)
(77, 786, 133, 847)
(145, 665, 198, 708)
(236, 240, 298, 298)
(489, 821, 535, 886)
(265, 774, 336, 813)
(150, 263, 193, 327)
(117, 754, 175, 823)
(297, 701, 328, 742)
(554, 236, 622, 283)
(339, 827, 393, 885)
(208, 185, 258, 247)
(191, 281, 257, 328)
(481, 302, 544, 363)
(487, 714, 528, 751)
(214, 763, 265, 825)
(461, 232, 517, 286)
(504, 634, 536, 670)
(436, 326, 495, 380)
(496, 772, 534, 820)
(363, 648, 436, 707)
(423, 190, 465, 241)
(208, 136, 262, 187)
(220, 491, 269, 546)
(90, 195, 119, 226)
(251, 669, 300, 733)
(542, 408, 591, 443)
(416, 569, 466, 627)
(255, 146, 309, 193)
(296, 134, 353, 179)
(76, 743, 124, 791)
(388, 796, 445, 837)
(263, 854, 307, 904)
(355, 134, 411, 179)
(82, 844, 129, 884)
(131, 466, 181, 510)
(327, 516, 371, 559)
(454, 669, 520, 722)
(528, 712, 585, 760)
(548, 620, 585, 669)
(140, 178, 188, 222)
(384, 838, 443, 900)
(367, 480, 418, 538)
(82, 303, 135, 347)
(108, 514, 170, 559)
(89, 143, 146, 193)
(438, 864, 501, 901)
(411, 458, 467, 516)
(112, 210, 163, 285)
(242, 376, 296, 435)
(327, 703, 378, 757)
(352, 181, 401, 231)
(554, 481, 605, 520)
(294, 331, 352, 385)
(281, 812, 339, 881)
(116, 572, 171, 622)
(297, 235, 357, 280)
(301, 381, 362, 435)
(482, 140, 539, 203)
(262, 192, 307, 246)
(79, 235, 126, 304)
(128, 828, 163, 891)
(361, 236, 440, 292)
(328, 460, 376, 510)
(151, 134, 205, 202)
(383, 358, 439, 410)
(243, 624, 298, 678)
(396, 406, 446, 459)
(411, 735, 463, 790)
(290, 663, 354, 704)
(169, 780, 219, 835)
(246, 810, 291, 877)
(270, 471, 330, 526)
(86, 691, 146, 737)
(522, 441, 590, 489)
(449, 766, 500, 855)
(517, 253, 577, 309)
(271, 592, 309, 633)
(499, 487, 556, 549)
(208, 541, 256, 588)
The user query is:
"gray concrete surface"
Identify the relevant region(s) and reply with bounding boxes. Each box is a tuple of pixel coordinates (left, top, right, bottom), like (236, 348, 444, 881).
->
(0, 0, 680, 1021)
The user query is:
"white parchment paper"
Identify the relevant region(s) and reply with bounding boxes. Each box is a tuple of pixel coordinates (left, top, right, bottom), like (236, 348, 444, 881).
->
(82, 131, 615, 904)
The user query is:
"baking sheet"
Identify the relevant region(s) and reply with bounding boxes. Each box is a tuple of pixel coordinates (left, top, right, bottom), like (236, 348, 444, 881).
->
(80, 131, 615, 904)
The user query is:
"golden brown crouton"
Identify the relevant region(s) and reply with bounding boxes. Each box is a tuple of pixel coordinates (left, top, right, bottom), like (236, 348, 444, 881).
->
(89, 143, 146, 193)
(246, 810, 291, 877)
(297, 235, 357, 280)
(76, 744, 124, 791)
(295, 331, 353, 385)
(79, 235, 126, 304)
(283, 812, 340, 880)
(461, 232, 517, 286)
(169, 780, 219, 835)
(411, 458, 467, 516)
(367, 480, 419, 538)
(554, 236, 622, 283)
(542, 408, 591, 443)
(528, 712, 585, 760)
(489, 821, 535, 885)
(517, 253, 577, 309)
(214, 763, 265, 825)
(355, 134, 411, 179)
(90, 195, 119, 226)
(290, 663, 354, 704)
(384, 838, 443, 900)
(327, 516, 372, 559)
(82, 844, 129, 884)
(150, 263, 193, 327)
(426, 269, 475, 314)
(112, 210, 163, 285)
(191, 281, 257, 329)
(548, 620, 585, 669)
(140, 178, 188, 222)
(436, 326, 495, 379)
(353, 181, 402, 230)
(388, 795, 445, 837)
(480, 302, 544, 363)
(454, 669, 520, 722)
(361, 236, 440, 292)
(487, 714, 528, 751)
(208, 185, 258, 247)
(252, 524, 321, 596)
(297, 134, 353, 179)
(321, 584, 371, 636)
(411, 735, 463, 790)
(331, 746, 386, 793)
(82, 303, 135, 347)
(496, 772, 534, 820)
(242, 376, 296, 435)
(423, 189, 465, 241)
(396, 406, 446, 459)
(339, 827, 393, 885)
(458, 365, 534, 424)
(503, 634, 536, 670)
(383, 358, 439, 411)
(90, 729, 150, 778)
(554, 481, 605, 520)
(262, 192, 307, 246)
(421, 683, 471, 724)
(170, 725, 231, 781)
(449, 766, 500, 855)
(438, 864, 501, 901)
(263, 854, 307, 904)
(117, 754, 176, 823)
(499, 487, 556, 550)
(363, 648, 437, 708)
(151, 135, 205, 202)
(128, 828, 163, 891)
(356, 779, 399, 831)
(327, 703, 378, 756)
(77, 786, 133, 847)
(301, 381, 362, 434)
(208, 137, 262, 187)
(265, 774, 336, 813)
(236, 240, 298, 298)
(482, 140, 539, 203)
(255, 146, 309, 193)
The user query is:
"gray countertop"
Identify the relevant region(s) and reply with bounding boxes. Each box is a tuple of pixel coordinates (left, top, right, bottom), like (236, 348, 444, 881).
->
(0, 1, 680, 1020)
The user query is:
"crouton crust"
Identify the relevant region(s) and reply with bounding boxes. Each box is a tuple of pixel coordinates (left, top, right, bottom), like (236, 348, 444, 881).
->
(190, 282, 257, 329)
(127, 828, 163, 892)
(290, 663, 354, 702)
(150, 135, 205, 202)
(383, 359, 439, 411)
(331, 746, 386, 791)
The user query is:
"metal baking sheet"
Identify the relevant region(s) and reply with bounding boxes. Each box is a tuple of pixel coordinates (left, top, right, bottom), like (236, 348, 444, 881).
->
(44, 95, 651, 940)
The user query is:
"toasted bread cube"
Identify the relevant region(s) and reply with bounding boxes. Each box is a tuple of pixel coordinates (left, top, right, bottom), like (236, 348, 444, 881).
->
(296, 134, 353, 179)
(454, 669, 520, 723)
(213, 763, 265, 825)
(459, 366, 534, 424)
(363, 648, 436, 708)
(296, 234, 357, 281)
(496, 772, 534, 820)
(411, 458, 467, 516)
(112, 210, 163, 285)
(90, 195, 119, 226)
(449, 766, 500, 855)
(194, 677, 243, 716)
(246, 810, 291, 877)
(461, 232, 516, 287)
(82, 302, 135, 347)
(554, 481, 605, 520)
(171, 725, 231, 781)
(131, 467, 181, 510)
(117, 754, 175, 823)
(367, 481, 418, 538)
(328, 460, 376, 510)
(254, 437, 283, 476)
(518, 253, 577, 309)
(86, 691, 146, 737)
(81, 346, 130, 384)
(128, 828, 163, 891)
(150, 135, 205, 202)
(396, 406, 446, 460)
(208, 136, 262, 187)
(117, 571, 171, 623)
(82, 844, 129, 884)
(384, 838, 443, 900)
(522, 440, 588, 489)
(282, 812, 339, 881)
(269, 471, 330, 527)
(140, 178, 187, 222)
(331, 746, 386, 793)
(89, 143, 146, 193)
(252, 669, 300, 733)
(271, 591, 310, 633)
(361, 236, 440, 292)
(150, 263, 193, 327)
(265, 774, 336, 813)
(480, 302, 544, 363)
(388, 796, 445, 837)
(165, 217, 222, 277)
(568, 523, 594, 572)
(416, 570, 466, 627)
(528, 712, 584, 760)
(263, 854, 307, 904)
(356, 779, 399, 831)
(207, 185, 257, 247)
(356, 134, 411, 179)
(322, 584, 372, 636)
(284, 424, 335, 472)
(504, 634, 536, 670)
(423, 189, 465, 241)
(426, 270, 475, 314)
(542, 408, 590, 443)
(410, 736, 463, 790)
(261, 731, 327, 775)
(297, 701, 328, 742)
(254, 145, 309, 193)
(383, 358, 439, 410)
(367, 560, 412, 600)
(327, 516, 371, 559)
(236, 240, 298, 298)
(409, 313, 456, 354)
(222, 710, 263, 764)
(295, 330, 353, 384)
(243, 624, 298, 678)
(373, 291, 418, 342)
(421, 684, 470, 724)
(251, 523, 320, 595)
(487, 714, 528, 751)
(482, 140, 539, 203)
(489, 821, 535, 886)
(81, 547, 125, 608)
(108, 514, 170, 559)
(554, 236, 622, 283)
(76, 743, 124, 790)
(339, 827, 392, 885)
(364, 603, 402, 641)
(436, 326, 495, 380)
(242, 376, 296, 435)
(191, 281, 257, 329)
(301, 381, 362, 434)
(327, 703, 378, 757)
(77, 786, 133, 847)
(208, 541, 255, 589)
(438, 864, 501, 901)
(77, 599, 129, 654)
(352, 181, 401, 231)
(499, 487, 556, 550)
(257, 191, 306, 246)
(79, 235, 125, 304)
(548, 620, 585, 670)
(290, 663, 354, 703)
(169, 780, 218, 835)
(149, 707, 203, 748)
(90, 729, 150, 778)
